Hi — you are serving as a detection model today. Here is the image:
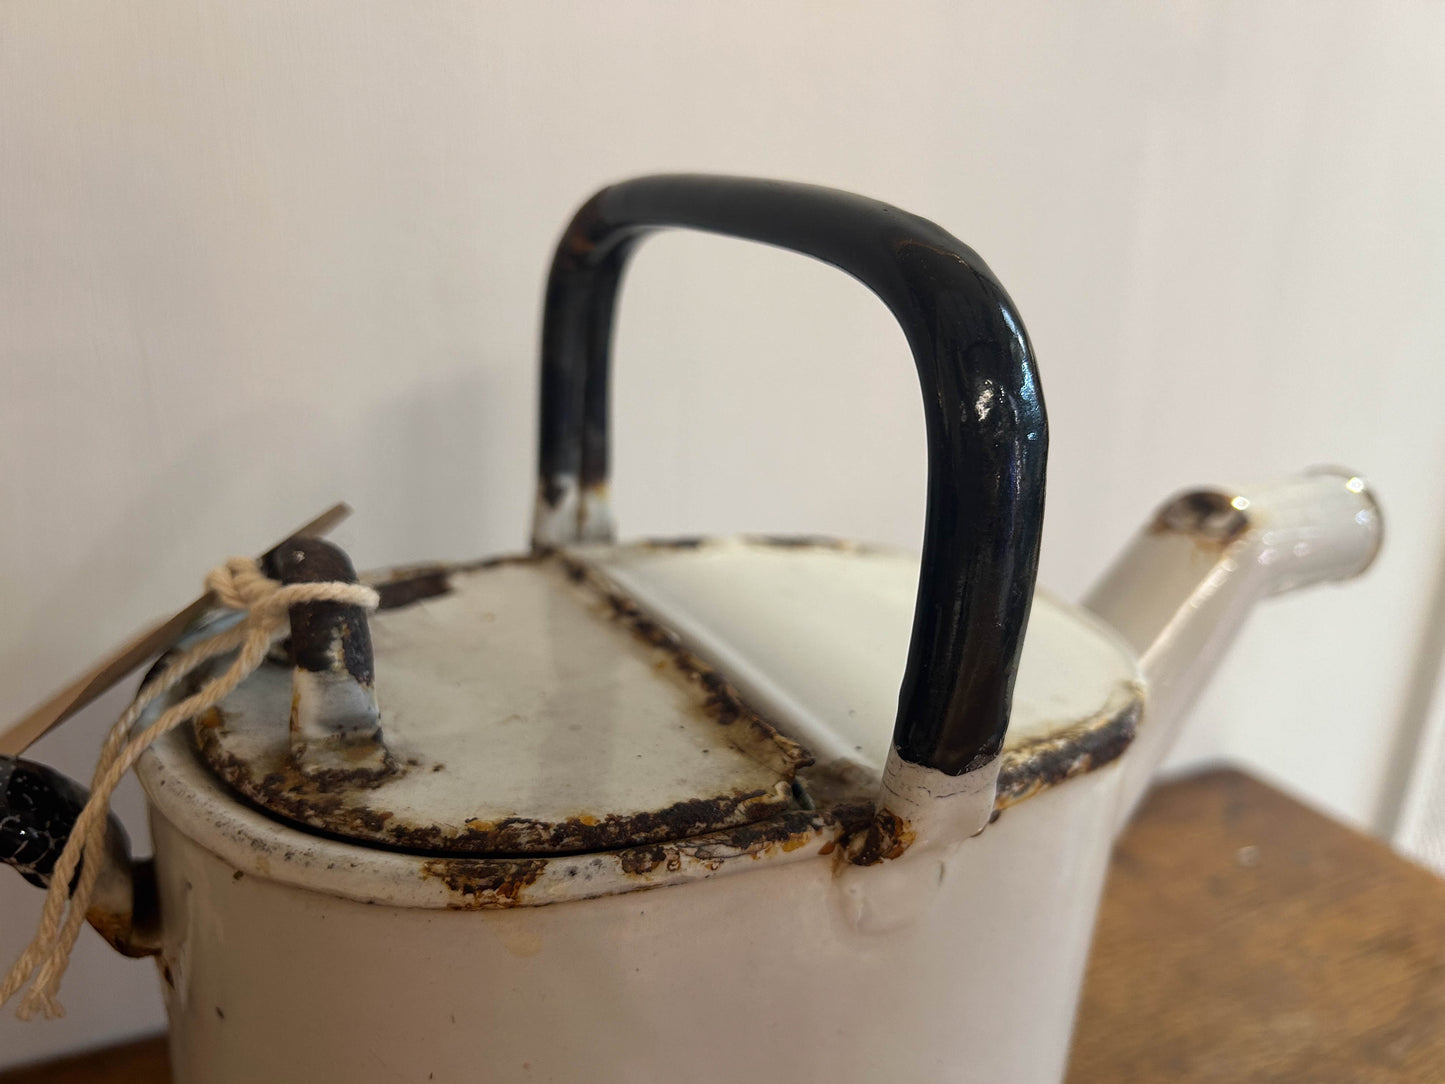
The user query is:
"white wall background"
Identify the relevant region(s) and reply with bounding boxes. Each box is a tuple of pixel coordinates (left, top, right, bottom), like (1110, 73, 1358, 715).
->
(4, 0, 1445, 1068)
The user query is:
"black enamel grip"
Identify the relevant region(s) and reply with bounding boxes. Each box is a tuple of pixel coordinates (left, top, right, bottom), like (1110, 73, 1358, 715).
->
(1, 755, 98, 889)
(535, 174, 1047, 775)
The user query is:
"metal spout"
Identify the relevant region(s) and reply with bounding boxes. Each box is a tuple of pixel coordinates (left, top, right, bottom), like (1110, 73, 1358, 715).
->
(1085, 468, 1383, 827)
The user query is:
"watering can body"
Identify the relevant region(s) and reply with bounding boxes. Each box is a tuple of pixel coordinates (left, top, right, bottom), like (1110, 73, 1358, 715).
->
(1, 176, 1380, 1083)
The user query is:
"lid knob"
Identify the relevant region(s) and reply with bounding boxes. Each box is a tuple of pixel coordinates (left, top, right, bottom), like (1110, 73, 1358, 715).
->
(267, 537, 388, 776)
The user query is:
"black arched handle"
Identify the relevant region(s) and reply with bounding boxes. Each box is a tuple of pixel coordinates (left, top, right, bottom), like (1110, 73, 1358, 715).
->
(534, 174, 1047, 776)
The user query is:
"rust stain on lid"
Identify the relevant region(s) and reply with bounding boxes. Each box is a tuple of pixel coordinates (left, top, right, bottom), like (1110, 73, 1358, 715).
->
(192, 554, 810, 857)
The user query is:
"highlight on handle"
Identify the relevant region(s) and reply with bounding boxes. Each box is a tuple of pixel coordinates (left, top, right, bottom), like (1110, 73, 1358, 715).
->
(531, 174, 1047, 782)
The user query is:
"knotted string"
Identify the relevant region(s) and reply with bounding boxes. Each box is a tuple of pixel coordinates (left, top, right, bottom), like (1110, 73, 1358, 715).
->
(1, 556, 379, 1019)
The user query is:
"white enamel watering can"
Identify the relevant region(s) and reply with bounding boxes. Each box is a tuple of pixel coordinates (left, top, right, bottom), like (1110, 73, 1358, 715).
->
(0, 176, 1381, 1082)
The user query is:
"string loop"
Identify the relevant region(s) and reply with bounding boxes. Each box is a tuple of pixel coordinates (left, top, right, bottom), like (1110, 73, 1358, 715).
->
(2, 556, 378, 1019)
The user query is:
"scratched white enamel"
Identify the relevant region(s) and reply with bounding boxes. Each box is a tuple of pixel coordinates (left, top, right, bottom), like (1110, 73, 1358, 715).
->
(147, 768, 1123, 1084)
(578, 539, 1141, 777)
(200, 558, 802, 851)
(199, 540, 1141, 854)
(121, 470, 1382, 1084)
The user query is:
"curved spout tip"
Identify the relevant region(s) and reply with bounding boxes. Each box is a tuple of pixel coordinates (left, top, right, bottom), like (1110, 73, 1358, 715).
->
(1300, 465, 1384, 578)
(1146, 467, 1383, 598)
(1088, 467, 1384, 827)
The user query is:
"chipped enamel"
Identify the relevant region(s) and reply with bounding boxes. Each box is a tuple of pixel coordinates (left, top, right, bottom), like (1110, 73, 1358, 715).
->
(194, 539, 1143, 858)
(126, 472, 1382, 1084)
(196, 557, 805, 854)
(576, 538, 1142, 779)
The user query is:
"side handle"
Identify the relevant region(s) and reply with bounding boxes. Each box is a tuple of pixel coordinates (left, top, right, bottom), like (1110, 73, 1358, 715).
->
(0, 756, 159, 958)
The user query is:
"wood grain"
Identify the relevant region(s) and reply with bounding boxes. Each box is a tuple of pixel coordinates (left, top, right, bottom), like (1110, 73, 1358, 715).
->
(1069, 769, 1445, 1082)
(5, 769, 1444, 1081)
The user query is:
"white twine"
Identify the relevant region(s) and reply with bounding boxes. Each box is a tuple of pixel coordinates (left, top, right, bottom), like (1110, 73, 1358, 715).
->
(1, 555, 379, 1020)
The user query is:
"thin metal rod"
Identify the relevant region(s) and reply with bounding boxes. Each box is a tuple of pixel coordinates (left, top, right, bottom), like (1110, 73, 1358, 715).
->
(0, 503, 351, 757)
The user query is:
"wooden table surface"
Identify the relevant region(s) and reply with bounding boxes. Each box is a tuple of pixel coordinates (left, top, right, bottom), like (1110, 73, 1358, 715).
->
(5, 768, 1444, 1082)
(1068, 768, 1445, 1081)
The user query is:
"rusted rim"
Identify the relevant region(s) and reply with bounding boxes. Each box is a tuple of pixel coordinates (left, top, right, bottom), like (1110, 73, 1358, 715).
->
(138, 728, 858, 911)
(148, 536, 1142, 905)
(187, 551, 811, 858)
